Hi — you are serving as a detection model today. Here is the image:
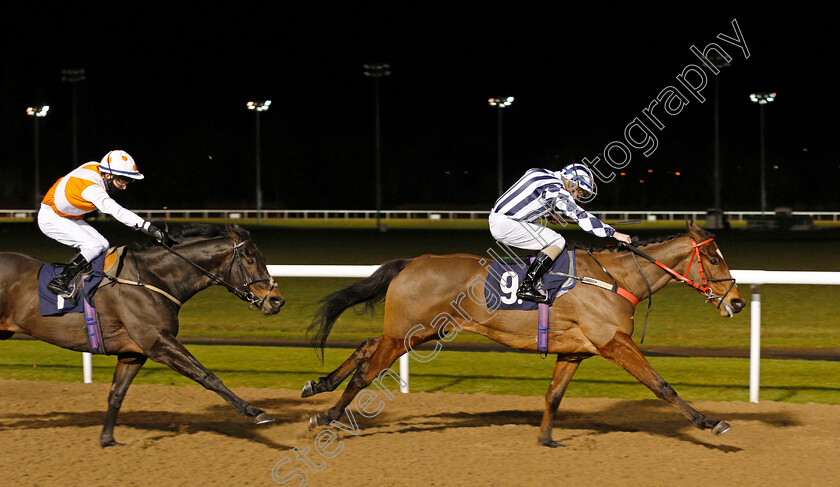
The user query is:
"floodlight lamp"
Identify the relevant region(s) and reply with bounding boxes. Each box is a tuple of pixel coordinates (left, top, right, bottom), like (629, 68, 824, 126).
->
(26, 106, 49, 117)
(363, 63, 391, 77)
(750, 92, 776, 105)
(488, 97, 514, 108)
(246, 100, 271, 112)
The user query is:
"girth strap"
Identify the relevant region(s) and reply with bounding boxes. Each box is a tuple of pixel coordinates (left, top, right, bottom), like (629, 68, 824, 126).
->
(104, 275, 183, 306)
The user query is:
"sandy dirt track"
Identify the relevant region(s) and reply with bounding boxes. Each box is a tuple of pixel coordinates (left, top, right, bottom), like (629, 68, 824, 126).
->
(0, 378, 837, 487)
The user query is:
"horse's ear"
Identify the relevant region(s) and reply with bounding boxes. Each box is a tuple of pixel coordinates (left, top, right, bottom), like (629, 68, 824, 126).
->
(686, 218, 696, 234)
(225, 224, 250, 244)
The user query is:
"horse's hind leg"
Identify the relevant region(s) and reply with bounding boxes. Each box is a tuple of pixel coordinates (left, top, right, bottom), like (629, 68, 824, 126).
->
(147, 331, 273, 424)
(310, 335, 413, 427)
(100, 352, 147, 447)
(538, 357, 582, 447)
(598, 332, 730, 435)
(302, 336, 382, 398)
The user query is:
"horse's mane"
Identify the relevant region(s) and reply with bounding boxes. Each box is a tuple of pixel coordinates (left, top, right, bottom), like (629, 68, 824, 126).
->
(588, 227, 713, 253)
(130, 223, 229, 251)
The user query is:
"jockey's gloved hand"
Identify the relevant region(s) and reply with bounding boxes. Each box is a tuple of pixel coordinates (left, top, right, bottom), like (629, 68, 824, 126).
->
(140, 221, 177, 246)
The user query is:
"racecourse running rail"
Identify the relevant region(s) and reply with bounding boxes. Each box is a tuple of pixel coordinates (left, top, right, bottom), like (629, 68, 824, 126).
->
(80, 265, 840, 403)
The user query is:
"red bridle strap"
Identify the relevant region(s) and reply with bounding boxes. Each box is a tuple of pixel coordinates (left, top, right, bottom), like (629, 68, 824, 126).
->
(639, 237, 715, 293)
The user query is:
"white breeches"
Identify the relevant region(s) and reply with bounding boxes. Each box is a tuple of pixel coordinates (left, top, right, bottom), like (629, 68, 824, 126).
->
(488, 213, 565, 251)
(38, 204, 109, 262)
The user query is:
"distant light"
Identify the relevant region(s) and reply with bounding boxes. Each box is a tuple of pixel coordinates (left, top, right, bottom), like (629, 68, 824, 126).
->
(674, 171, 681, 176)
(647, 169, 653, 173)
(620, 172, 626, 176)
(246, 100, 271, 112)
(488, 96, 514, 108)
(363, 63, 391, 77)
(26, 106, 49, 117)
(639, 179, 645, 183)
(749, 92, 777, 104)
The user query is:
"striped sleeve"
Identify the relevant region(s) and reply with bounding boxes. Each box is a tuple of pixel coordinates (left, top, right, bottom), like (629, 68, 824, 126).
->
(553, 194, 615, 238)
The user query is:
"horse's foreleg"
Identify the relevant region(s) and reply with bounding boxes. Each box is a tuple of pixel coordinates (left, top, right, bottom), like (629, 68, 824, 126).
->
(538, 357, 582, 447)
(597, 331, 730, 435)
(100, 352, 147, 448)
(311, 335, 409, 428)
(302, 336, 382, 398)
(147, 331, 273, 424)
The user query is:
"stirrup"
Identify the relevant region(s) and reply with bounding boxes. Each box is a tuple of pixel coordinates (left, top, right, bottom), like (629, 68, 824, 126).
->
(47, 280, 76, 299)
(516, 285, 549, 303)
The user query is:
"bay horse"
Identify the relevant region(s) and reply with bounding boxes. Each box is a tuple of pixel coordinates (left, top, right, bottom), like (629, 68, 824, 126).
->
(303, 222, 746, 446)
(0, 224, 285, 447)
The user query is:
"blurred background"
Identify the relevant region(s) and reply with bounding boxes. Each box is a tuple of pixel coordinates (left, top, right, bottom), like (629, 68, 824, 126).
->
(1, 2, 837, 212)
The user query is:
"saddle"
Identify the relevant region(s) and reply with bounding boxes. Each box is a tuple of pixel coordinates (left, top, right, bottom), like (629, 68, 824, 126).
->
(484, 249, 577, 311)
(37, 246, 126, 354)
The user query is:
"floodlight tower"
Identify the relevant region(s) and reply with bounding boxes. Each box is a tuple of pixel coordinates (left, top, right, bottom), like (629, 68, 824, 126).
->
(363, 63, 391, 232)
(61, 68, 86, 168)
(488, 96, 514, 196)
(247, 100, 271, 222)
(705, 54, 729, 212)
(26, 105, 50, 209)
(749, 92, 776, 213)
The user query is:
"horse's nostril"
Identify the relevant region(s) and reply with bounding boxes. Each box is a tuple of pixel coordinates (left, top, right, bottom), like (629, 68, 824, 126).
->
(271, 297, 285, 308)
(731, 298, 745, 310)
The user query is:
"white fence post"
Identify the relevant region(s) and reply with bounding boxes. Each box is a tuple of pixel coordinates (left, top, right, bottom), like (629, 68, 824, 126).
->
(399, 354, 409, 393)
(83, 352, 92, 383)
(749, 285, 761, 403)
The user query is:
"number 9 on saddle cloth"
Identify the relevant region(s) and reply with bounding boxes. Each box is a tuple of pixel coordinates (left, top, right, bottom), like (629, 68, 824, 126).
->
(484, 249, 577, 311)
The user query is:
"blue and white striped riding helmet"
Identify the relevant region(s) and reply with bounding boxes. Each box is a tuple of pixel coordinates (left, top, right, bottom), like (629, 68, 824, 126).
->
(556, 163, 597, 201)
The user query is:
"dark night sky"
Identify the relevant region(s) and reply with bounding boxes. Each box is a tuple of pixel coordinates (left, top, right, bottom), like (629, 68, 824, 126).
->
(1, 2, 837, 212)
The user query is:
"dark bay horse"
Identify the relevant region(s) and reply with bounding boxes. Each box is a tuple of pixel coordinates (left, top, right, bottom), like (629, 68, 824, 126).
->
(303, 222, 746, 446)
(0, 224, 285, 447)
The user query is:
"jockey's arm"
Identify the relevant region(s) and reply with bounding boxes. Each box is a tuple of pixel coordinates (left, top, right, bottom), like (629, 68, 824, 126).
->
(81, 185, 149, 231)
(548, 191, 631, 243)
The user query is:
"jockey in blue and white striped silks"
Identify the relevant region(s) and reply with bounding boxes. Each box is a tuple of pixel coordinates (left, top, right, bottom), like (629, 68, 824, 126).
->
(489, 165, 632, 303)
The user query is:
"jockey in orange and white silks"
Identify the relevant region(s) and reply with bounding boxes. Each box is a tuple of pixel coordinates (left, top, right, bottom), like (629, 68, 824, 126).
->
(489, 163, 633, 303)
(38, 150, 169, 297)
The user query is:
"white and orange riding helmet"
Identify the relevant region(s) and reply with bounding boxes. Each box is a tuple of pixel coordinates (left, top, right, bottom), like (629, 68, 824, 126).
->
(99, 150, 144, 180)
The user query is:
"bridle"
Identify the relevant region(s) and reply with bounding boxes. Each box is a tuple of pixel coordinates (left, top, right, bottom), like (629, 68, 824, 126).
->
(161, 238, 277, 310)
(623, 236, 737, 312)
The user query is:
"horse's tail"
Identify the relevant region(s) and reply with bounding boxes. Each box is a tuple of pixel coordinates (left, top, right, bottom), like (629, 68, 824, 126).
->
(309, 258, 413, 360)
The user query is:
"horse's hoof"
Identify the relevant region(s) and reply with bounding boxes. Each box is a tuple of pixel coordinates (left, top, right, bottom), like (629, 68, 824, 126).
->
(100, 439, 125, 448)
(539, 439, 566, 448)
(254, 412, 275, 424)
(301, 380, 316, 398)
(712, 421, 731, 436)
(308, 414, 327, 429)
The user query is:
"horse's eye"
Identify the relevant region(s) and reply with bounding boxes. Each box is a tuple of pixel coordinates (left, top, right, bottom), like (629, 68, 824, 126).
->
(247, 258, 255, 265)
(709, 258, 719, 265)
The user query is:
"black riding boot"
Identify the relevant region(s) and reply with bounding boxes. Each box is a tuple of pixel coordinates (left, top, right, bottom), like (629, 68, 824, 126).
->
(47, 254, 91, 298)
(516, 251, 555, 303)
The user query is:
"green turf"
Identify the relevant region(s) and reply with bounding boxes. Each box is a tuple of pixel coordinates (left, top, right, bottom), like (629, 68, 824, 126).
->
(0, 341, 836, 403)
(1, 220, 839, 349)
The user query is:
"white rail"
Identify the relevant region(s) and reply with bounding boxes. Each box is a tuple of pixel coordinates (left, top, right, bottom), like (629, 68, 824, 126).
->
(6, 209, 840, 221)
(81, 266, 840, 401)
